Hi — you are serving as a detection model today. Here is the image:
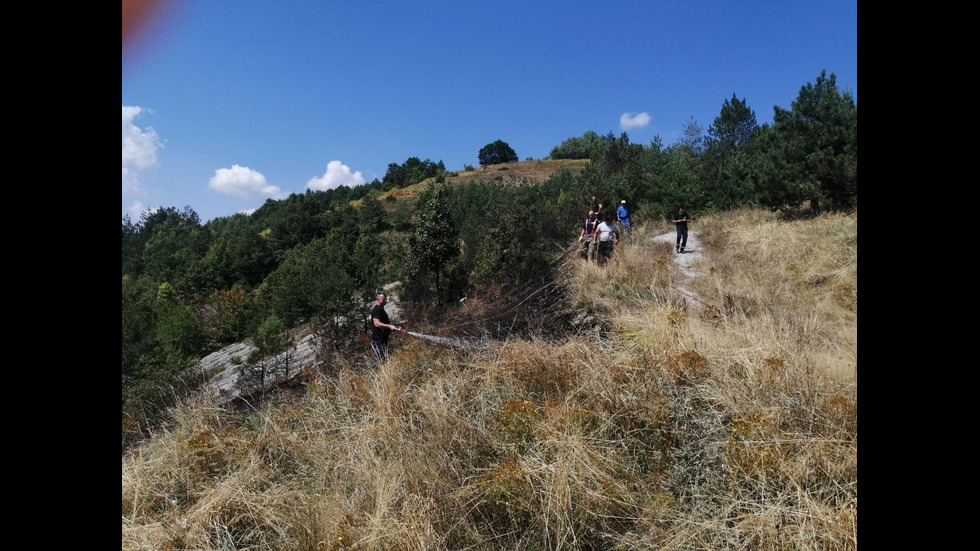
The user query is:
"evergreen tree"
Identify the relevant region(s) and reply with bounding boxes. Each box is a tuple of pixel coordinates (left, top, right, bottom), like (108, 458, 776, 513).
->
(406, 186, 459, 303)
(358, 192, 388, 234)
(139, 206, 209, 292)
(758, 70, 857, 211)
(550, 130, 606, 159)
(703, 94, 760, 209)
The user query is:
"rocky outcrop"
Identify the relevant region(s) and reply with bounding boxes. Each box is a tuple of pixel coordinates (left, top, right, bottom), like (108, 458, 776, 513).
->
(197, 284, 405, 403)
(197, 332, 319, 403)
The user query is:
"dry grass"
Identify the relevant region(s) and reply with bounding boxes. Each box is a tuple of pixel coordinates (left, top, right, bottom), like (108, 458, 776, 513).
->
(123, 208, 857, 550)
(413, 159, 590, 194)
(350, 159, 590, 209)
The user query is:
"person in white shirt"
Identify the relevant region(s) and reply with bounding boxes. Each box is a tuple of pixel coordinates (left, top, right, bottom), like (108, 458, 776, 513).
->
(595, 212, 620, 266)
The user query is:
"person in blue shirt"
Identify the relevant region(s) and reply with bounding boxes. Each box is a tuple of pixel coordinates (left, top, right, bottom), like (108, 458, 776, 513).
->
(616, 200, 631, 234)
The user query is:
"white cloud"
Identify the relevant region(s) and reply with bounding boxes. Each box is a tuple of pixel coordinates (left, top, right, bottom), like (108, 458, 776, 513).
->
(306, 160, 365, 191)
(208, 164, 286, 200)
(620, 112, 651, 130)
(122, 105, 163, 197)
(125, 200, 148, 219)
(122, 167, 140, 195)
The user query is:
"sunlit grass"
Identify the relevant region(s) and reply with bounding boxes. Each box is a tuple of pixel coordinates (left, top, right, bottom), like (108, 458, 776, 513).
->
(123, 207, 857, 550)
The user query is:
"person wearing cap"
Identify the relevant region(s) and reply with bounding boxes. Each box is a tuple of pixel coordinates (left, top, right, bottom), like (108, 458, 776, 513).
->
(370, 292, 405, 368)
(616, 200, 631, 234)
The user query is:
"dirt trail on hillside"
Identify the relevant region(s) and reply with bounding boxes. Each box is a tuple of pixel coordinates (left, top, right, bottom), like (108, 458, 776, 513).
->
(649, 230, 708, 310)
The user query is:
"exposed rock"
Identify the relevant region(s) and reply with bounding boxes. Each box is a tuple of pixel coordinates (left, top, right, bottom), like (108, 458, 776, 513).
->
(198, 332, 318, 403)
(196, 287, 406, 403)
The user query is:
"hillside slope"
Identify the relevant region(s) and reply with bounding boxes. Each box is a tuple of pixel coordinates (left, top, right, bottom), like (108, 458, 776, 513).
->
(195, 229, 707, 404)
(123, 208, 857, 551)
(356, 158, 589, 209)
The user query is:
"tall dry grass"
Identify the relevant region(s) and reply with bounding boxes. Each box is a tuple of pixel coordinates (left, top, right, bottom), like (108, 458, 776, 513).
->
(123, 208, 857, 550)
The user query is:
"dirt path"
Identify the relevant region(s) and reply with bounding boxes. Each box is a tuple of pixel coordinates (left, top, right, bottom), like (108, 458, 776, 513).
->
(649, 230, 708, 310)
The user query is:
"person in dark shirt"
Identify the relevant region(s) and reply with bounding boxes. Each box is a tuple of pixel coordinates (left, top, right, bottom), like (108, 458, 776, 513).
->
(672, 207, 690, 253)
(579, 210, 599, 260)
(590, 195, 603, 215)
(370, 292, 404, 368)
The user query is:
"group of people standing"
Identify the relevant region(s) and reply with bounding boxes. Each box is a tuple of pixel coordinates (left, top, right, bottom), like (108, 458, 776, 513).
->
(579, 196, 624, 265)
(579, 196, 692, 262)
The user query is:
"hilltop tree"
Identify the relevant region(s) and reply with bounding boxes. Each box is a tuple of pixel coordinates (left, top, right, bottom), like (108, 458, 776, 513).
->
(382, 157, 446, 189)
(478, 140, 518, 166)
(550, 130, 606, 160)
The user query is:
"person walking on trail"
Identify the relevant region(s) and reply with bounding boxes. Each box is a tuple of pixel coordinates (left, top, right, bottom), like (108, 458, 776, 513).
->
(370, 292, 405, 368)
(672, 207, 690, 253)
(617, 200, 631, 234)
(579, 210, 599, 260)
(595, 212, 620, 265)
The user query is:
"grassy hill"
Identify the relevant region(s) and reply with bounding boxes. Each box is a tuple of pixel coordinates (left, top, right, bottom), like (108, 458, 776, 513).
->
(122, 207, 857, 550)
(357, 158, 590, 209)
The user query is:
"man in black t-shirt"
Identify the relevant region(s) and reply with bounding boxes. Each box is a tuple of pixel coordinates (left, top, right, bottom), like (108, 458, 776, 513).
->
(672, 207, 690, 253)
(370, 292, 404, 368)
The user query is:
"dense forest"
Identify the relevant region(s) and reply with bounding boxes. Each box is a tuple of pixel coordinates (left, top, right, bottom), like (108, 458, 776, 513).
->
(122, 70, 856, 430)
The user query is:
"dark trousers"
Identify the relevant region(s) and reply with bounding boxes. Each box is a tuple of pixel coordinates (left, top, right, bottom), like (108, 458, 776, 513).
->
(370, 340, 389, 368)
(598, 240, 614, 264)
(676, 227, 688, 249)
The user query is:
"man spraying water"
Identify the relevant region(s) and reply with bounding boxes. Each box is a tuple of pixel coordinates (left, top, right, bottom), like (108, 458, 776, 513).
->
(369, 292, 406, 368)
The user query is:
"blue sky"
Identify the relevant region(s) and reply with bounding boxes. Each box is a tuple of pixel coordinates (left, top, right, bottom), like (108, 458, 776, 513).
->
(122, 1, 857, 223)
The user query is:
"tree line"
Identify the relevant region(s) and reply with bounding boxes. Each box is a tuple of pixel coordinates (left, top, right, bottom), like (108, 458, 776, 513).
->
(122, 70, 855, 427)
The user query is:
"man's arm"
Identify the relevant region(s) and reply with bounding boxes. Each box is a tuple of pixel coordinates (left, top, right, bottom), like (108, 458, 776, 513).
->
(373, 316, 403, 332)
